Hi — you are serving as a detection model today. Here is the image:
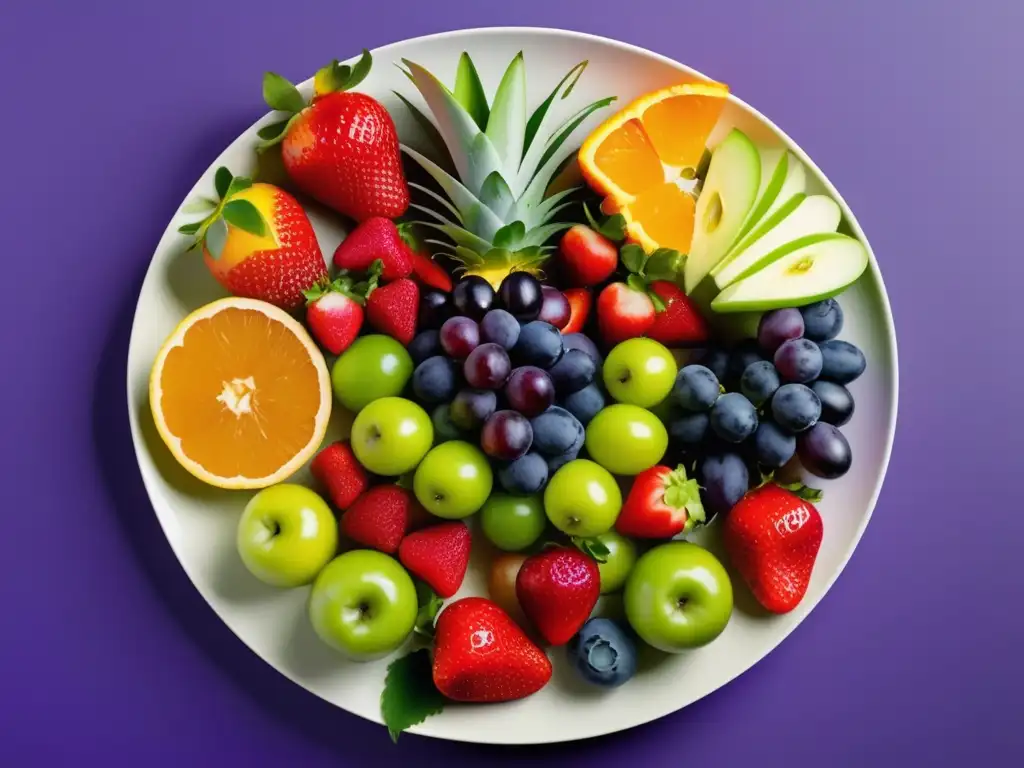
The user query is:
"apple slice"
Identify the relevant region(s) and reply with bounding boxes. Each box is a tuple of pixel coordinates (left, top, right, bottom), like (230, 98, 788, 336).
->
(683, 129, 760, 294)
(712, 194, 842, 288)
(710, 233, 868, 313)
(721, 152, 807, 262)
(731, 148, 788, 247)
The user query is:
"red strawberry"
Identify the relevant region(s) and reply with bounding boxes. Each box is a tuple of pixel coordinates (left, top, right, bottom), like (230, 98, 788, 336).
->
(332, 217, 414, 281)
(260, 53, 409, 222)
(596, 281, 655, 346)
(561, 288, 592, 334)
(340, 485, 413, 554)
(398, 522, 471, 598)
(647, 281, 709, 346)
(310, 441, 368, 510)
(616, 464, 707, 539)
(723, 483, 824, 614)
(516, 546, 600, 645)
(409, 248, 453, 293)
(366, 278, 419, 345)
(432, 597, 552, 702)
(303, 279, 365, 355)
(559, 225, 618, 287)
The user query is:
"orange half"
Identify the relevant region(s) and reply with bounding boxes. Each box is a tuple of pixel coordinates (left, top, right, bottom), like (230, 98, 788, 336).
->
(149, 297, 331, 489)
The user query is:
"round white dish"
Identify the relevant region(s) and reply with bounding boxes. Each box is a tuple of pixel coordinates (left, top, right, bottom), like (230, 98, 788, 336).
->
(126, 27, 898, 744)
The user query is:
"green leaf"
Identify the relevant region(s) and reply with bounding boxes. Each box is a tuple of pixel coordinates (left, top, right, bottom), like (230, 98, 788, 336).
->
(453, 52, 489, 131)
(214, 167, 233, 199)
(177, 221, 202, 235)
(523, 60, 589, 159)
(181, 197, 218, 215)
(626, 273, 648, 295)
(517, 221, 572, 248)
(262, 71, 305, 114)
(204, 216, 228, 260)
(478, 171, 515, 220)
(314, 60, 351, 95)
(572, 536, 610, 564)
(380, 649, 445, 743)
(777, 480, 824, 503)
(414, 582, 444, 638)
(345, 49, 373, 90)
(257, 119, 291, 141)
(225, 175, 252, 199)
(600, 214, 628, 241)
(492, 220, 526, 250)
(222, 199, 266, 236)
(621, 244, 648, 275)
(454, 245, 485, 266)
(393, 92, 456, 174)
(645, 248, 685, 282)
(486, 52, 526, 177)
(648, 289, 667, 313)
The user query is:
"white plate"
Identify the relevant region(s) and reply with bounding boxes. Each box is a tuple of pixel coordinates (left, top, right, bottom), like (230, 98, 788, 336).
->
(126, 27, 898, 744)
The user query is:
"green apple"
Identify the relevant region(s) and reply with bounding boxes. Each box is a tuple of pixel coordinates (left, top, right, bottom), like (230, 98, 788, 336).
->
(350, 396, 432, 476)
(594, 530, 638, 594)
(603, 338, 678, 408)
(585, 404, 668, 476)
(725, 147, 789, 252)
(711, 233, 869, 313)
(480, 494, 546, 551)
(713, 194, 841, 289)
(683, 129, 761, 294)
(544, 459, 622, 537)
(331, 335, 413, 413)
(308, 550, 417, 660)
(624, 541, 733, 651)
(236, 484, 337, 588)
(413, 440, 493, 519)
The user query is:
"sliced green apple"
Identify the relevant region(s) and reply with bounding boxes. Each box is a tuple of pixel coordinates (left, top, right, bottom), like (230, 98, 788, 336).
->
(683, 129, 760, 294)
(711, 233, 868, 313)
(732, 148, 788, 245)
(712, 194, 841, 288)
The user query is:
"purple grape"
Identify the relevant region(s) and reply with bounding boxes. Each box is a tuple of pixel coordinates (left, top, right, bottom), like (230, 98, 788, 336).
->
(774, 338, 824, 383)
(559, 383, 605, 427)
(481, 410, 534, 461)
(412, 356, 458, 404)
(709, 392, 758, 443)
(505, 366, 556, 417)
(818, 340, 866, 384)
(511, 321, 563, 369)
(797, 422, 852, 479)
(449, 389, 497, 431)
(480, 309, 520, 350)
(538, 286, 571, 328)
(463, 343, 511, 389)
(498, 273, 543, 321)
(699, 453, 749, 517)
(562, 332, 602, 365)
(439, 316, 480, 359)
(418, 288, 452, 330)
(726, 339, 764, 385)
(811, 380, 855, 427)
(548, 348, 596, 395)
(771, 383, 821, 433)
(752, 421, 796, 468)
(530, 406, 584, 457)
(672, 365, 721, 412)
(800, 299, 843, 341)
(498, 452, 548, 494)
(740, 360, 781, 406)
(452, 276, 495, 320)
(757, 308, 805, 355)
(693, 347, 729, 383)
(408, 330, 441, 365)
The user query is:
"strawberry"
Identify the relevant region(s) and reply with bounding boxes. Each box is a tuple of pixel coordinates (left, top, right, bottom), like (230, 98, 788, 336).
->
(432, 597, 552, 702)
(310, 441, 368, 510)
(559, 224, 618, 287)
(303, 278, 366, 355)
(561, 288, 592, 334)
(259, 52, 409, 222)
(332, 217, 414, 281)
(340, 485, 413, 554)
(722, 483, 824, 614)
(596, 281, 655, 346)
(516, 546, 600, 645)
(398, 522, 471, 598)
(366, 278, 419, 345)
(616, 464, 707, 539)
(178, 167, 327, 310)
(647, 281, 709, 346)
(409, 248, 453, 293)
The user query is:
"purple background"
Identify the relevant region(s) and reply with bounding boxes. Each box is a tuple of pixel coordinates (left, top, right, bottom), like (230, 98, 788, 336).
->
(2, 0, 1021, 764)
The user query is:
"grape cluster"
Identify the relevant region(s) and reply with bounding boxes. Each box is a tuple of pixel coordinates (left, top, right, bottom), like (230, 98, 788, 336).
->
(666, 298, 865, 515)
(408, 273, 605, 496)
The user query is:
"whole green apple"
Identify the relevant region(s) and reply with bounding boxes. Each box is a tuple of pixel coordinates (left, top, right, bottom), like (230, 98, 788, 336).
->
(603, 338, 678, 408)
(350, 397, 433, 476)
(624, 541, 733, 652)
(308, 550, 418, 660)
(585, 404, 668, 475)
(594, 530, 638, 594)
(236, 484, 337, 588)
(480, 494, 546, 551)
(331, 335, 413, 413)
(413, 440, 493, 519)
(544, 459, 622, 537)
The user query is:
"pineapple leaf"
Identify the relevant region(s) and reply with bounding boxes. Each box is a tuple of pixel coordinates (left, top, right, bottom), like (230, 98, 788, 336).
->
(401, 146, 503, 237)
(462, 201, 502, 242)
(417, 220, 493, 254)
(423, 239, 457, 257)
(518, 222, 572, 248)
(408, 204, 459, 228)
(479, 172, 515, 220)
(523, 60, 589, 160)
(466, 132, 505, 201)
(530, 186, 578, 224)
(408, 182, 463, 223)
(453, 53, 489, 131)
(486, 52, 527, 179)
(493, 221, 526, 250)
(392, 92, 456, 174)
(454, 245, 486, 266)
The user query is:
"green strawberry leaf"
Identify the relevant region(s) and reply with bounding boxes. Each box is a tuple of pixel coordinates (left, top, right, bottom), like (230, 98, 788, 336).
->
(380, 648, 445, 742)
(315, 60, 352, 94)
(225, 175, 252, 199)
(177, 221, 202, 235)
(181, 197, 218, 215)
(414, 582, 444, 638)
(620, 243, 648, 276)
(204, 216, 229, 260)
(257, 120, 290, 141)
(644, 248, 685, 282)
(776, 480, 824, 503)
(572, 536, 610, 564)
(345, 49, 373, 91)
(222, 199, 266, 236)
(582, 203, 628, 241)
(648, 288, 667, 313)
(263, 71, 306, 114)
(214, 167, 233, 200)
(626, 273, 648, 295)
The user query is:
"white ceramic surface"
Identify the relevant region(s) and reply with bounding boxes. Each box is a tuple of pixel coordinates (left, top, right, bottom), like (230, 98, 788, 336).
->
(126, 27, 898, 744)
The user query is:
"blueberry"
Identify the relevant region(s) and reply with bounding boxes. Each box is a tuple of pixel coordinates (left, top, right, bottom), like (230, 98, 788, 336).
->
(771, 383, 821, 433)
(669, 411, 710, 447)
(568, 618, 637, 688)
(411, 356, 458, 404)
(559, 383, 606, 427)
(530, 406, 584, 456)
(480, 309, 521, 350)
(726, 339, 764, 385)
(709, 392, 758, 443)
(408, 330, 441, 366)
(774, 338, 823, 383)
(512, 321, 564, 369)
(418, 288, 452, 330)
(818, 339, 866, 384)
(797, 422, 852, 479)
(740, 360, 781, 406)
(449, 389, 497, 431)
(562, 332, 602, 365)
(693, 347, 729, 383)
(752, 420, 796, 469)
(498, 451, 549, 494)
(548, 349, 596, 395)
(699, 453, 750, 516)
(430, 404, 463, 442)
(800, 299, 844, 341)
(811, 380, 855, 426)
(672, 365, 721, 412)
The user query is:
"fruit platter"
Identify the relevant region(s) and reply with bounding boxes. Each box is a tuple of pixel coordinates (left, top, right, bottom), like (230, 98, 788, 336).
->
(127, 28, 897, 744)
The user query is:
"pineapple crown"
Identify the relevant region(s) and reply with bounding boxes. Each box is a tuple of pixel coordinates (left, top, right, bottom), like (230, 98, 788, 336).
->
(176, 166, 267, 260)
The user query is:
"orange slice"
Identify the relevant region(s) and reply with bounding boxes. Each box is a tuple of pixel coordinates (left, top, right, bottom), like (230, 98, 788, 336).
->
(579, 82, 729, 252)
(150, 297, 331, 489)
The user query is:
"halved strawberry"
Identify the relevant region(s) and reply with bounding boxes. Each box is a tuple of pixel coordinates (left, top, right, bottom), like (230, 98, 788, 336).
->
(561, 288, 593, 334)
